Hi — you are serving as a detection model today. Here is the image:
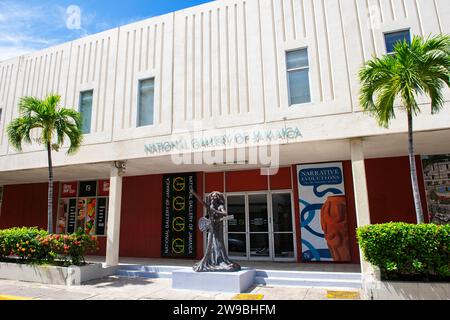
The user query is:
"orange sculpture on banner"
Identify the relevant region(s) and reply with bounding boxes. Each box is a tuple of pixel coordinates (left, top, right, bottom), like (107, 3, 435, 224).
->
(320, 196, 351, 262)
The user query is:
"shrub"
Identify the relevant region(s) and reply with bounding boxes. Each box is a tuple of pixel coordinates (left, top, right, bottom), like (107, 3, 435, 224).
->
(37, 229, 99, 266)
(357, 223, 450, 281)
(0, 227, 49, 262)
(0, 227, 99, 266)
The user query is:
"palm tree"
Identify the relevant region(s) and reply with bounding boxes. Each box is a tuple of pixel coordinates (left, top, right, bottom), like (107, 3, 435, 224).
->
(359, 34, 450, 224)
(7, 94, 83, 233)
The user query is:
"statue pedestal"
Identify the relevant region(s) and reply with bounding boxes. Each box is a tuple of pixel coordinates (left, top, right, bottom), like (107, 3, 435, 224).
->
(172, 268, 256, 293)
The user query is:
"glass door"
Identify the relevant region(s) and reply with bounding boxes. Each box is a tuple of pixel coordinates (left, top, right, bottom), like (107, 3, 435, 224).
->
(226, 195, 247, 258)
(270, 192, 296, 261)
(248, 194, 270, 259)
(225, 191, 296, 261)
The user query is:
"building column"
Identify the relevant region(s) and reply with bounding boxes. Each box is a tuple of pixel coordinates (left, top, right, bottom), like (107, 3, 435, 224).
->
(106, 161, 126, 266)
(350, 138, 376, 279)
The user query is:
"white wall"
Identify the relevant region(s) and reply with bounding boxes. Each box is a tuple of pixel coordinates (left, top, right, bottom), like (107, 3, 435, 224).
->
(0, 0, 449, 170)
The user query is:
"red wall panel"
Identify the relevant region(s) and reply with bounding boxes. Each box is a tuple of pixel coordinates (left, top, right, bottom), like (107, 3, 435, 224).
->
(118, 174, 163, 258)
(0, 182, 59, 231)
(205, 172, 224, 193)
(269, 167, 292, 190)
(365, 156, 428, 224)
(226, 169, 268, 192)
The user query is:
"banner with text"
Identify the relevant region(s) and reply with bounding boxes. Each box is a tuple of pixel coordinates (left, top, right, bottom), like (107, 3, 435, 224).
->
(161, 173, 197, 258)
(422, 154, 450, 224)
(297, 162, 351, 262)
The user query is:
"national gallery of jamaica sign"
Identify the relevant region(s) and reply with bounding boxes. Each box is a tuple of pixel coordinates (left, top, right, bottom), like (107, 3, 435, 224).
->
(144, 126, 302, 155)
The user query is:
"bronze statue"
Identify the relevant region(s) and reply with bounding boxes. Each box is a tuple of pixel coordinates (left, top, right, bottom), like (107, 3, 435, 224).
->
(190, 189, 241, 272)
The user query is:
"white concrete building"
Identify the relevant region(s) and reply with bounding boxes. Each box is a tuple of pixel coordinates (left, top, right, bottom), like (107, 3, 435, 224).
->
(0, 0, 449, 271)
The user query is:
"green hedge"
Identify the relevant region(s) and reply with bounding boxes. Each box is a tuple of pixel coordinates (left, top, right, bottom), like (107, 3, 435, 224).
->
(357, 223, 450, 281)
(0, 227, 99, 266)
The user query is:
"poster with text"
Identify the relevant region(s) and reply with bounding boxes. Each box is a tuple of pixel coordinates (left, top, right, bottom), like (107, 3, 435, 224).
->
(297, 162, 351, 262)
(85, 198, 97, 235)
(57, 199, 69, 234)
(422, 154, 450, 224)
(161, 173, 196, 258)
(66, 199, 77, 233)
(96, 198, 107, 235)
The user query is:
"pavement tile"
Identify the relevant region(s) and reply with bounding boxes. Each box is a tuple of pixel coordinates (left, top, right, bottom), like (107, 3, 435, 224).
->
(0, 277, 366, 300)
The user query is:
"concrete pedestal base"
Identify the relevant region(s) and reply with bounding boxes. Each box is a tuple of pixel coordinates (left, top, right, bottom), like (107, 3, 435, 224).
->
(0, 262, 117, 286)
(172, 268, 256, 293)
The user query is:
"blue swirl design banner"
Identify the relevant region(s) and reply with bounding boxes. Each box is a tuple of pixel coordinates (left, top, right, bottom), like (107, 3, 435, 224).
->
(297, 163, 345, 262)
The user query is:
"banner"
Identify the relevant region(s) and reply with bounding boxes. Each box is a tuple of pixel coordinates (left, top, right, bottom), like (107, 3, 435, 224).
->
(422, 154, 450, 224)
(79, 181, 97, 197)
(66, 199, 77, 234)
(96, 198, 107, 235)
(61, 182, 77, 198)
(297, 162, 351, 262)
(161, 173, 197, 258)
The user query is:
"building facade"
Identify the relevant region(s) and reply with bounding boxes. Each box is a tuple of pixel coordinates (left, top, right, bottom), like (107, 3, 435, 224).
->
(0, 0, 449, 266)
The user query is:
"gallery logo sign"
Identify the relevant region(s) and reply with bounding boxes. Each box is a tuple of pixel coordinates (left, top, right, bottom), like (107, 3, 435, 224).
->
(161, 174, 196, 258)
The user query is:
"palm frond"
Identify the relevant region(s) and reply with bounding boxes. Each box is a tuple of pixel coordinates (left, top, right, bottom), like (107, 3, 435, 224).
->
(359, 54, 398, 127)
(54, 107, 83, 155)
(18, 96, 43, 117)
(9, 94, 84, 155)
(7, 116, 42, 151)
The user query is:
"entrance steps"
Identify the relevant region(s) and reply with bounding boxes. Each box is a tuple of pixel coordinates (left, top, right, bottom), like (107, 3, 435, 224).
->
(116, 265, 362, 289)
(254, 270, 362, 289)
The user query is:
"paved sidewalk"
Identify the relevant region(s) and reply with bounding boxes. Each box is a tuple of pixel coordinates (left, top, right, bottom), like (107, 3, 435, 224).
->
(0, 276, 364, 300)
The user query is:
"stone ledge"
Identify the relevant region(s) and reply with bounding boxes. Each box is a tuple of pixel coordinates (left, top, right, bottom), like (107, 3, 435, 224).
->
(362, 268, 450, 300)
(0, 262, 117, 286)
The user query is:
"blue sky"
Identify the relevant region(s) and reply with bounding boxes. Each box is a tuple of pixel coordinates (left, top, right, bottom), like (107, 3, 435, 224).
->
(0, 0, 213, 61)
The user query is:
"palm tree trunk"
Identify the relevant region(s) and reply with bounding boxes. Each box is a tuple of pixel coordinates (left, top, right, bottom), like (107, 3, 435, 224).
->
(407, 111, 424, 224)
(47, 142, 54, 233)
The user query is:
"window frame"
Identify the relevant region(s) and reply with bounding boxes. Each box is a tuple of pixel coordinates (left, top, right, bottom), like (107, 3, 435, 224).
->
(78, 89, 94, 134)
(285, 48, 312, 106)
(137, 77, 156, 128)
(383, 29, 411, 54)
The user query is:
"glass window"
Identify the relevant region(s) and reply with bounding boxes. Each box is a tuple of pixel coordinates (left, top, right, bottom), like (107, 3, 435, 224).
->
(227, 195, 246, 233)
(272, 193, 293, 232)
(385, 30, 410, 53)
(248, 194, 268, 233)
(274, 233, 294, 258)
(228, 233, 246, 257)
(250, 233, 270, 257)
(286, 49, 311, 105)
(79, 90, 93, 134)
(138, 78, 155, 127)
